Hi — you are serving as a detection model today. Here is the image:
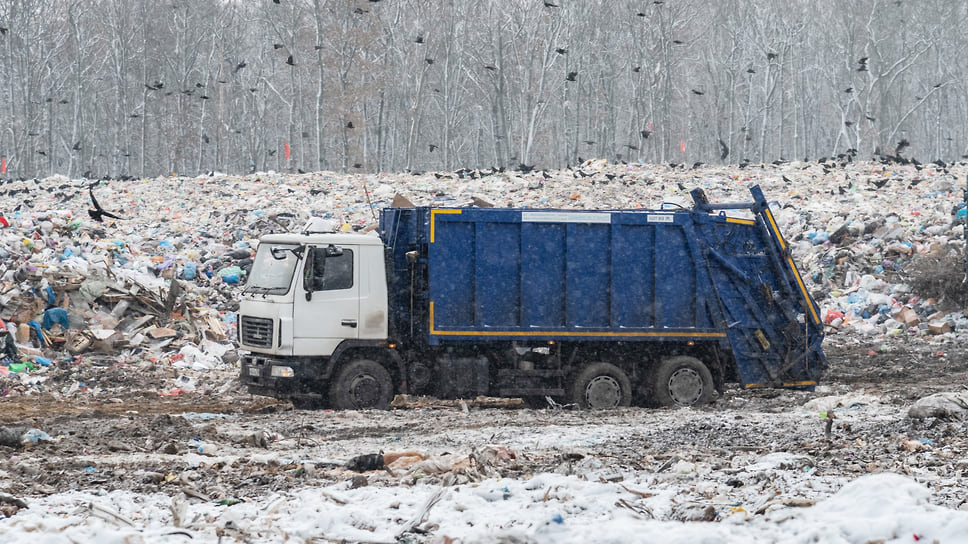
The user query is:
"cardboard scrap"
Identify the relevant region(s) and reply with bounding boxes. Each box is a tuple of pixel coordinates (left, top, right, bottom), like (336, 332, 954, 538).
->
(147, 327, 178, 339)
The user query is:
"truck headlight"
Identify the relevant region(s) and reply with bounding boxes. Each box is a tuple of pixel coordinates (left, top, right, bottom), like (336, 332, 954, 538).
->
(270, 366, 295, 378)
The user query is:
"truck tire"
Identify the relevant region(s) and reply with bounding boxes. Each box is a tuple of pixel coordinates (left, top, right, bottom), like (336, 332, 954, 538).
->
(571, 362, 632, 409)
(329, 359, 394, 410)
(652, 356, 715, 407)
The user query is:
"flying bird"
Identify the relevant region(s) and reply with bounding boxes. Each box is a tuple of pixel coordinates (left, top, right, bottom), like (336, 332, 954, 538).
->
(544, 1, 559, 7)
(88, 183, 125, 222)
(566, 71, 577, 81)
(690, 89, 704, 95)
(895, 139, 910, 155)
(286, 55, 295, 66)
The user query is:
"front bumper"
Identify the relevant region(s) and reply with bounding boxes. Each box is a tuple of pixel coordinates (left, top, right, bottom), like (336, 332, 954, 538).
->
(240, 353, 329, 399)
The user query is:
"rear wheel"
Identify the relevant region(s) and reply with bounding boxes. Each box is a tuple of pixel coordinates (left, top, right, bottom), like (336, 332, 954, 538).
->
(652, 356, 715, 407)
(570, 362, 632, 409)
(329, 359, 393, 410)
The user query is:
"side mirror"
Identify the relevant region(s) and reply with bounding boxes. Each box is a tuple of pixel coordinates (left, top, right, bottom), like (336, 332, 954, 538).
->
(303, 246, 330, 301)
(303, 247, 319, 301)
(271, 246, 304, 260)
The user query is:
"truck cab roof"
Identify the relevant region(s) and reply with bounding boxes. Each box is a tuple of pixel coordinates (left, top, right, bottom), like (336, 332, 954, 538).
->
(256, 232, 383, 246)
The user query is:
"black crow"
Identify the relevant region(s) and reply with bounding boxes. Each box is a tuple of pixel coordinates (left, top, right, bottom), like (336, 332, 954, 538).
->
(88, 184, 125, 222)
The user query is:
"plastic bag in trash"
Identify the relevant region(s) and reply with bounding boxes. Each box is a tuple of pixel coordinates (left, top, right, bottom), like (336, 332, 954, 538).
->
(22, 428, 53, 444)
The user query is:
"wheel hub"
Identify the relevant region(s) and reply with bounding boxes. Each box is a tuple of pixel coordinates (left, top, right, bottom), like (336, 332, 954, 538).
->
(350, 374, 382, 408)
(585, 375, 622, 408)
(667, 367, 703, 405)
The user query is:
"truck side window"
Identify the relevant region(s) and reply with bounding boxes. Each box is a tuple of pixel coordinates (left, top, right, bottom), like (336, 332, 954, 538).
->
(314, 249, 353, 291)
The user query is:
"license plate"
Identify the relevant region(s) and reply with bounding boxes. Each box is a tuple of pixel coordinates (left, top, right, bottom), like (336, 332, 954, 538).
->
(248, 367, 261, 377)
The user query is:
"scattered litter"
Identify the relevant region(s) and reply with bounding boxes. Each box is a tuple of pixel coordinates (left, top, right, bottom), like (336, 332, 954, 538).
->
(346, 453, 386, 472)
(21, 428, 53, 445)
(908, 391, 968, 419)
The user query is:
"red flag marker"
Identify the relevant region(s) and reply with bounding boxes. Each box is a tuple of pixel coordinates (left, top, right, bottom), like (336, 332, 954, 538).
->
(1, 157, 6, 174)
(284, 142, 291, 160)
(680, 140, 685, 153)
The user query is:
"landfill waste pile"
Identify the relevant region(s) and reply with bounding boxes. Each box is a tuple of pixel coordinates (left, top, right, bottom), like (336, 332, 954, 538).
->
(0, 159, 967, 542)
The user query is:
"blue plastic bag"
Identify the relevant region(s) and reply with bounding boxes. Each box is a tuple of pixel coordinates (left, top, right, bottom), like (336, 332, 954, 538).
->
(42, 308, 70, 330)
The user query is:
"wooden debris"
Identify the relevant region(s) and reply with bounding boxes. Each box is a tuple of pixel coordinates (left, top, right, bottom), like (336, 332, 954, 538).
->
(754, 497, 816, 515)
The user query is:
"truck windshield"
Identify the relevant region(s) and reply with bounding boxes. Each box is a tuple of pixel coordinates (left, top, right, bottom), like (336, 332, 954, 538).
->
(245, 243, 300, 295)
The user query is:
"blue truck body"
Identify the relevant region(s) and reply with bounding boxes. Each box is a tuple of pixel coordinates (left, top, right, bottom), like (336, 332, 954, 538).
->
(379, 185, 826, 401)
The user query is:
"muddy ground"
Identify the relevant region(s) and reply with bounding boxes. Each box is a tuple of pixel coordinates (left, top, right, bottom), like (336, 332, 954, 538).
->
(1, 335, 967, 525)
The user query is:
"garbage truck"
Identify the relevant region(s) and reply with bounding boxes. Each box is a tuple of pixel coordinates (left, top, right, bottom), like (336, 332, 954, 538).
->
(238, 185, 827, 410)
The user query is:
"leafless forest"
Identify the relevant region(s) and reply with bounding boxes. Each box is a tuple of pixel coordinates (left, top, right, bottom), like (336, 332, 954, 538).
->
(2, 0, 967, 179)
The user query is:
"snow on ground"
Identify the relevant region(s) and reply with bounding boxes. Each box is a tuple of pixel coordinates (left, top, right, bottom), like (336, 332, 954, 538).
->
(5, 471, 968, 544)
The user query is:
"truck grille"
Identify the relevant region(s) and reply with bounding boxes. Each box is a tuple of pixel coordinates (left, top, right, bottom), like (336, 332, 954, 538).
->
(240, 316, 274, 348)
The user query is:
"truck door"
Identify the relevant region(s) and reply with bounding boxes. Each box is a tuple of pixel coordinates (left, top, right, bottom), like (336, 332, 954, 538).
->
(291, 245, 359, 355)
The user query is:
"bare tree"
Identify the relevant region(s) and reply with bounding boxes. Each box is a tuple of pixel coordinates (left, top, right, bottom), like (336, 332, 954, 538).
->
(4, 0, 968, 179)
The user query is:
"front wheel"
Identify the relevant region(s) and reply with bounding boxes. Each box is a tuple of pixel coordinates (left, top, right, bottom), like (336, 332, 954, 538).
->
(651, 356, 715, 407)
(570, 362, 632, 409)
(329, 359, 393, 410)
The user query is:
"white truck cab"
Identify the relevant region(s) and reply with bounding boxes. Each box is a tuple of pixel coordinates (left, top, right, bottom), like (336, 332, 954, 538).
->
(238, 232, 391, 406)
